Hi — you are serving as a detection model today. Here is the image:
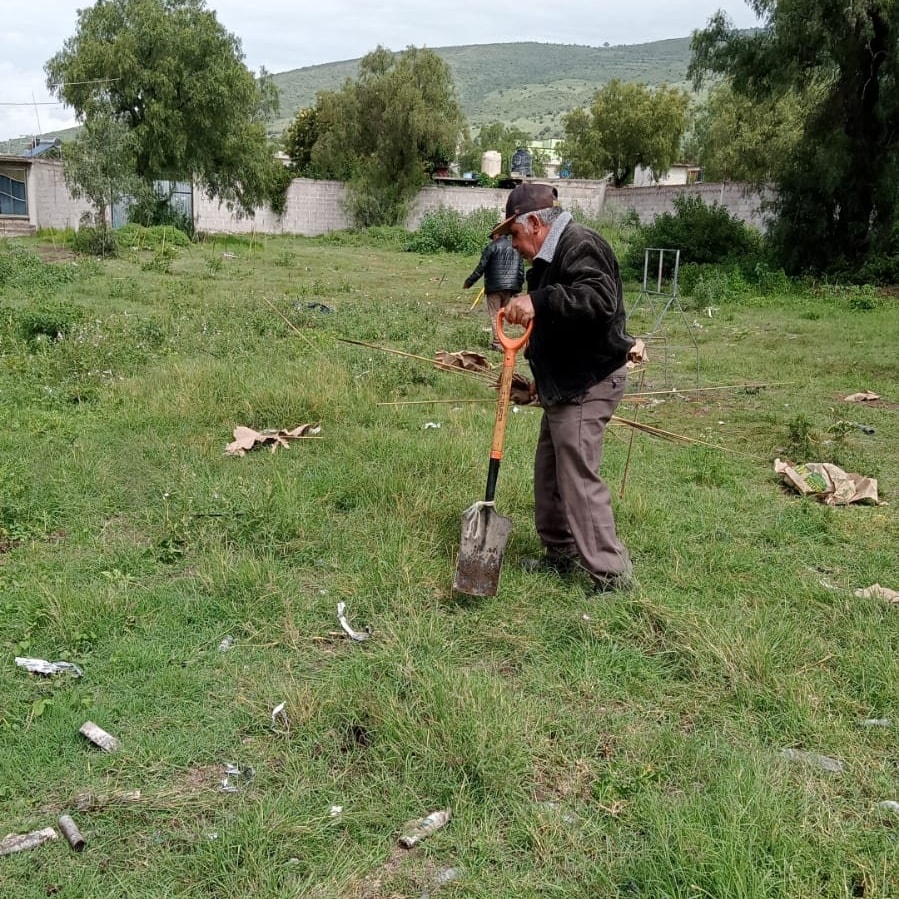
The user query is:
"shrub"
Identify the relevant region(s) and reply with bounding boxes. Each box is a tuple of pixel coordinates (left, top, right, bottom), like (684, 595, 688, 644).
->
(0, 244, 81, 295)
(407, 207, 500, 255)
(16, 300, 87, 342)
(624, 194, 763, 276)
(71, 224, 118, 257)
(570, 206, 640, 261)
(852, 253, 899, 286)
(128, 191, 195, 238)
(310, 226, 409, 251)
(117, 223, 192, 251)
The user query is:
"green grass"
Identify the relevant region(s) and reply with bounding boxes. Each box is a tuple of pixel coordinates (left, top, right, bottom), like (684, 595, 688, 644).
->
(0, 233, 897, 898)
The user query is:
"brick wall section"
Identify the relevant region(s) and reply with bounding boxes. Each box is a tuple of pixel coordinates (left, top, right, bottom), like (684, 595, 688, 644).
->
(194, 178, 352, 235)
(28, 160, 93, 230)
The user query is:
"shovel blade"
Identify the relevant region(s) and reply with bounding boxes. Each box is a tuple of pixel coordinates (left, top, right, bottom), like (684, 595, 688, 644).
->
(453, 503, 513, 596)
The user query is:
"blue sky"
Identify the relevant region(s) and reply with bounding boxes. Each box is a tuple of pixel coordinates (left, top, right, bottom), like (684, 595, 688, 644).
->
(0, 0, 760, 142)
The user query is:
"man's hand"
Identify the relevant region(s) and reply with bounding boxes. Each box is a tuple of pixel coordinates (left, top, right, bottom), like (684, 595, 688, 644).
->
(504, 293, 535, 327)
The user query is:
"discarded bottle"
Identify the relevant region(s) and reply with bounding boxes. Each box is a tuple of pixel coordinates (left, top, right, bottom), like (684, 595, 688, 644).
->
(398, 808, 452, 848)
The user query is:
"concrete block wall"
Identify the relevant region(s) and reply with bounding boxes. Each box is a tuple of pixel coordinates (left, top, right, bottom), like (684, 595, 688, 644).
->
(406, 185, 506, 229)
(28, 160, 93, 230)
(605, 182, 771, 231)
(24, 159, 769, 237)
(405, 179, 607, 229)
(194, 178, 352, 235)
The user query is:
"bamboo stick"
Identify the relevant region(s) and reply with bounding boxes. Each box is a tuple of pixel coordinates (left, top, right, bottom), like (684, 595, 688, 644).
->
(262, 296, 327, 360)
(610, 416, 758, 458)
(335, 337, 497, 383)
(619, 367, 647, 498)
(377, 398, 495, 406)
(624, 382, 788, 398)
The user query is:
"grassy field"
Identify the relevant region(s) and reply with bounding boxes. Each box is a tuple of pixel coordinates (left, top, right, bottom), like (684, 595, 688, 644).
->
(0, 228, 897, 898)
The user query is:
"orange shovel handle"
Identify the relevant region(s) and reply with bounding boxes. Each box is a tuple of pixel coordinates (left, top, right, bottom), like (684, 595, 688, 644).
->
(488, 309, 533, 474)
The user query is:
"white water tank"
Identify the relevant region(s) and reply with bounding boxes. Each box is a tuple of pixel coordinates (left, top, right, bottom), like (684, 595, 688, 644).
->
(481, 150, 502, 177)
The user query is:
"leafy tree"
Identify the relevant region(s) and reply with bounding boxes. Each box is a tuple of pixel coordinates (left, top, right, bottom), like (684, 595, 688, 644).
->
(45, 0, 284, 215)
(283, 107, 321, 176)
(686, 83, 806, 183)
(289, 46, 466, 227)
(690, 3, 899, 275)
(61, 104, 143, 227)
(561, 80, 689, 186)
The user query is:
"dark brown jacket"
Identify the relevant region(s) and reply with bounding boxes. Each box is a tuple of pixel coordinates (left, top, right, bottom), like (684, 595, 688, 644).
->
(526, 220, 634, 404)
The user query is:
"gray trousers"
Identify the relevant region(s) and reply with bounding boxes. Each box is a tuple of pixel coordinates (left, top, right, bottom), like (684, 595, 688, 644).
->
(485, 290, 515, 343)
(534, 366, 631, 578)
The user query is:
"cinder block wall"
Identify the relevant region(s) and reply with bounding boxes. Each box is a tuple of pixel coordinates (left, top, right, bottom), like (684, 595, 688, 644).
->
(27, 159, 769, 236)
(29, 160, 93, 230)
(405, 179, 607, 229)
(406, 186, 506, 229)
(194, 179, 352, 235)
(605, 182, 772, 231)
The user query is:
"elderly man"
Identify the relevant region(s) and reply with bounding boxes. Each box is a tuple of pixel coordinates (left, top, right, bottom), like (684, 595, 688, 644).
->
(493, 183, 635, 591)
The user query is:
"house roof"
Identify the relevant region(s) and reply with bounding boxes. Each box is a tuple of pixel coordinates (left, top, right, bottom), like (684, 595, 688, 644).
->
(22, 139, 61, 158)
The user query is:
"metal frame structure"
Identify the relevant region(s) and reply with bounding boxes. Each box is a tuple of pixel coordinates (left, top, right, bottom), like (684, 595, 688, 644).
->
(627, 247, 700, 389)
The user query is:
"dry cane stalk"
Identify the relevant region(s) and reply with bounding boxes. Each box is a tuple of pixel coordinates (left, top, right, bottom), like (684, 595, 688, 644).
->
(619, 366, 647, 498)
(336, 337, 497, 383)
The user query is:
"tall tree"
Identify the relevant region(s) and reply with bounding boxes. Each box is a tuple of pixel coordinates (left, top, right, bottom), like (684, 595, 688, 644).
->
(686, 83, 806, 183)
(690, 2, 899, 274)
(283, 107, 322, 177)
(561, 80, 689, 186)
(286, 46, 466, 226)
(45, 0, 284, 214)
(61, 103, 142, 227)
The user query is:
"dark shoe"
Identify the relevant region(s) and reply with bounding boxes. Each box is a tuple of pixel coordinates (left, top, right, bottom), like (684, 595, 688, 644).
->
(489, 341, 502, 352)
(521, 551, 579, 576)
(591, 566, 635, 593)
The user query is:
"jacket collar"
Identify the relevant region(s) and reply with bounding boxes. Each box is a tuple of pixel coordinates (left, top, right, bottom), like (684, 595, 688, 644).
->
(534, 211, 572, 264)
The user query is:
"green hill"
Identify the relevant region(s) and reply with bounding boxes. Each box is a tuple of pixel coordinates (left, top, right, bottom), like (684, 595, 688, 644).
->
(270, 38, 693, 139)
(2, 38, 693, 149)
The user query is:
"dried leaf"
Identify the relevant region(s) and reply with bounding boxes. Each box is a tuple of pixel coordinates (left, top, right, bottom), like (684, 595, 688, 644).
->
(225, 424, 321, 456)
(435, 350, 492, 373)
(854, 584, 899, 604)
(494, 372, 538, 405)
(844, 390, 880, 403)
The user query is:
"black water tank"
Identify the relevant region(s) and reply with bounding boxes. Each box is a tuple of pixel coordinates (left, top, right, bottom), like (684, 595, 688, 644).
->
(510, 147, 533, 177)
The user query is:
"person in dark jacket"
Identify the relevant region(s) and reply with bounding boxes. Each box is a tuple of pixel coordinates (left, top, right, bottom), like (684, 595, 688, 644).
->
(493, 183, 635, 591)
(463, 233, 525, 350)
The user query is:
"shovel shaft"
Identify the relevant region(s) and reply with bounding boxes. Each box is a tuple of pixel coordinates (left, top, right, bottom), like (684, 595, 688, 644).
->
(455, 310, 532, 597)
(486, 310, 532, 499)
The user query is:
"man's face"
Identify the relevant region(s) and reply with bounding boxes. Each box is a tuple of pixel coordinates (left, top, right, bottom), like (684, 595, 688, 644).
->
(508, 214, 543, 261)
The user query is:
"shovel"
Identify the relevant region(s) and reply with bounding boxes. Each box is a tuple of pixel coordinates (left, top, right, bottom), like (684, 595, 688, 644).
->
(453, 309, 533, 596)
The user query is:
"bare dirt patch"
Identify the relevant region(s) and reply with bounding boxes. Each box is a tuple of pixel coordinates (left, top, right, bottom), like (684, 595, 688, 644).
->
(33, 245, 77, 263)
